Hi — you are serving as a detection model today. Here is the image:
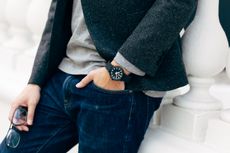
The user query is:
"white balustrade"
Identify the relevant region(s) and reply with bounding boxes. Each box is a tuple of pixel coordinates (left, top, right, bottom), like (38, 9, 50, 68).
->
(202, 26, 230, 153)
(174, 0, 229, 110)
(224, 53, 230, 113)
(140, 0, 229, 147)
(203, 109, 230, 153)
(0, 0, 36, 101)
(227, 50, 230, 78)
(3, 0, 33, 50)
(26, 0, 52, 52)
(220, 109, 230, 122)
(0, 0, 50, 96)
(0, 0, 9, 43)
(15, 0, 52, 75)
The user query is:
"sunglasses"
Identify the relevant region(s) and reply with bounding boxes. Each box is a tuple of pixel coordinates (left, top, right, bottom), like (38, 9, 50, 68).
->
(5, 106, 28, 148)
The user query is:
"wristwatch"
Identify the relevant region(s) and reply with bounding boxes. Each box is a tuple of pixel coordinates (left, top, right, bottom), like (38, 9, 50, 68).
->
(105, 62, 131, 82)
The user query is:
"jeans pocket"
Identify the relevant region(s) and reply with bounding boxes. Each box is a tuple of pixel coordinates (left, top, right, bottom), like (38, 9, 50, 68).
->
(69, 78, 132, 109)
(91, 81, 132, 95)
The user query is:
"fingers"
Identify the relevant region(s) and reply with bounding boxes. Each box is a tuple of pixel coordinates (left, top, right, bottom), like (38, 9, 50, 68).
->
(8, 102, 36, 131)
(76, 72, 94, 88)
(8, 103, 30, 132)
(15, 125, 29, 132)
(27, 103, 36, 125)
(8, 103, 19, 122)
(7, 84, 40, 133)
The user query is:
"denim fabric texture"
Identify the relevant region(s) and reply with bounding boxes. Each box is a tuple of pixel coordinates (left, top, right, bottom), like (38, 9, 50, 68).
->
(0, 70, 162, 153)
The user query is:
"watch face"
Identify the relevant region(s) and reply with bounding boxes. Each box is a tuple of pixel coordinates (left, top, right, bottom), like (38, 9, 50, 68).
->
(110, 66, 124, 81)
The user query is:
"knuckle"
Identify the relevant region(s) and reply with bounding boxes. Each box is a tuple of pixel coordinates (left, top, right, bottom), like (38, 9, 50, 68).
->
(89, 71, 95, 76)
(83, 77, 89, 82)
(89, 71, 93, 75)
(81, 81, 87, 86)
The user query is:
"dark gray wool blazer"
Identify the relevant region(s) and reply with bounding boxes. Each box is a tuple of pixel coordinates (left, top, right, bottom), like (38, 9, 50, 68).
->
(28, 0, 197, 91)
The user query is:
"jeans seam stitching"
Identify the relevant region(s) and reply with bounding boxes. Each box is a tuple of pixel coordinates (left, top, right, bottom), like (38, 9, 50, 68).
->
(63, 76, 73, 111)
(122, 95, 135, 153)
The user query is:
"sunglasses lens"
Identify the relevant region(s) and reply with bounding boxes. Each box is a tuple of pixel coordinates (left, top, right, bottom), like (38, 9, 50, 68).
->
(13, 107, 27, 125)
(6, 129, 20, 148)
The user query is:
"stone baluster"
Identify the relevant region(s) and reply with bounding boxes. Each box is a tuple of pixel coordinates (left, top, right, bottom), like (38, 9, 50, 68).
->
(157, 0, 229, 142)
(204, 57, 230, 153)
(220, 109, 230, 122)
(2, 0, 33, 51)
(0, 0, 9, 43)
(204, 109, 230, 153)
(227, 51, 230, 78)
(174, 0, 229, 110)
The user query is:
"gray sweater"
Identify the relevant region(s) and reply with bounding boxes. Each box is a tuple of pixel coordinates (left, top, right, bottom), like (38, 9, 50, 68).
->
(58, 0, 165, 97)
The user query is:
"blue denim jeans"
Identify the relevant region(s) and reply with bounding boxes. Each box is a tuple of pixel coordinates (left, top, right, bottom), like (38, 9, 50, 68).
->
(0, 70, 162, 153)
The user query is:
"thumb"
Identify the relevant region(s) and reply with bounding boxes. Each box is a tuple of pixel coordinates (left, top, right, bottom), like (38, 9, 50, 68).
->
(27, 103, 36, 125)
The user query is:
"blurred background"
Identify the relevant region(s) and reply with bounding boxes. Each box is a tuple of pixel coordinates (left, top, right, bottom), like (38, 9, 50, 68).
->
(0, 0, 229, 153)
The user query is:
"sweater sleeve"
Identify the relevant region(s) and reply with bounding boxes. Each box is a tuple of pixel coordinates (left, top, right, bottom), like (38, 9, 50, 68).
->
(114, 52, 145, 76)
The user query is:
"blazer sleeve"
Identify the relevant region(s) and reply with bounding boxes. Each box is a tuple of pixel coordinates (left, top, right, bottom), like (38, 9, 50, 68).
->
(28, 0, 73, 87)
(116, 0, 197, 77)
(28, 0, 58, 87)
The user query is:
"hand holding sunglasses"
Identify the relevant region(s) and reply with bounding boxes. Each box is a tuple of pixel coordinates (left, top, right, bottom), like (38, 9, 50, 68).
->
(5, 106, 28, 148)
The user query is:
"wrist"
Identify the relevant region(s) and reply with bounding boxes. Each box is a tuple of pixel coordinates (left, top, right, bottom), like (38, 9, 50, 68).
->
(28, 84, 41, 91)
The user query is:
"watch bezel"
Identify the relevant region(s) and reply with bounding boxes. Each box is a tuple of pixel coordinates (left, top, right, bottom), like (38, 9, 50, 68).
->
(110, 66, 124, 81)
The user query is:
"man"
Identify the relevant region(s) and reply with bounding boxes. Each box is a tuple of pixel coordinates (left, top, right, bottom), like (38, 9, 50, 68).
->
(0, 0, 197, 152)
